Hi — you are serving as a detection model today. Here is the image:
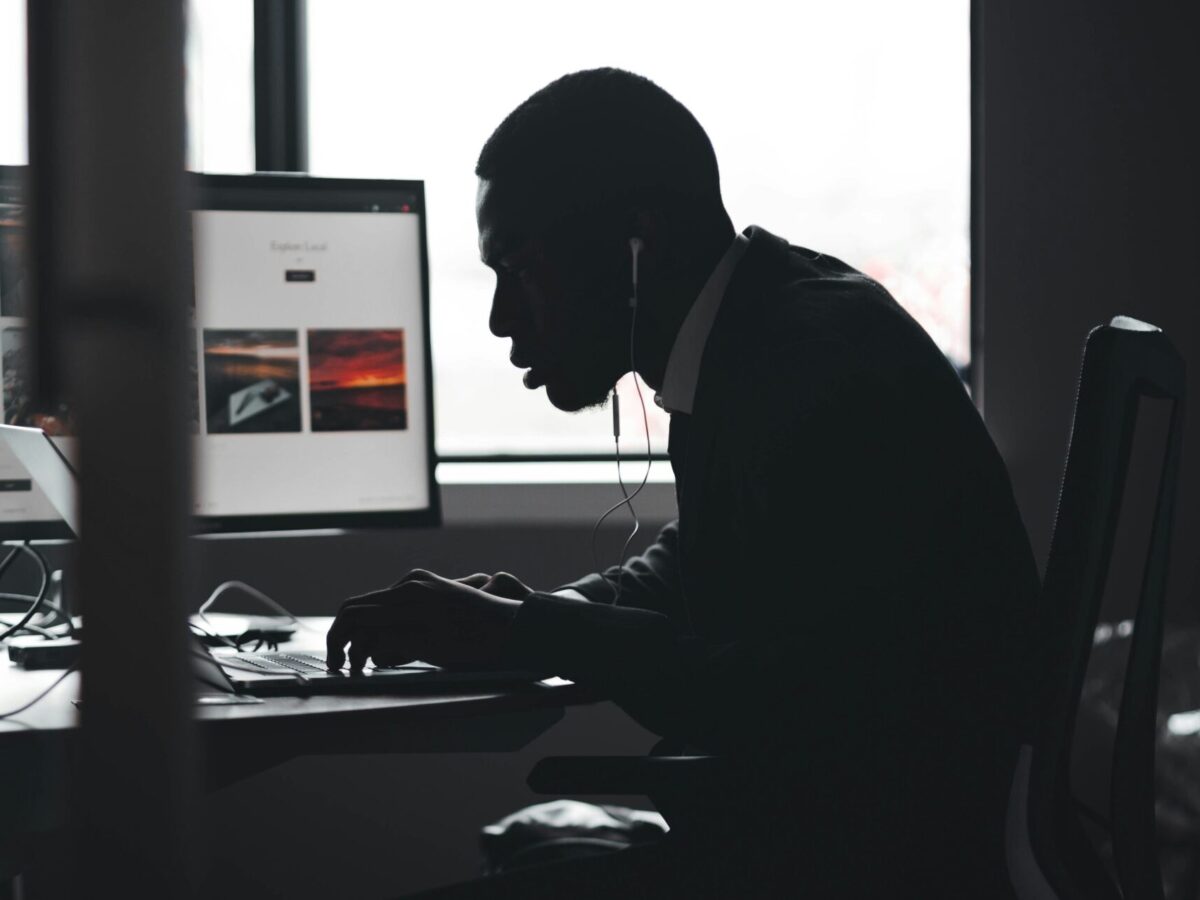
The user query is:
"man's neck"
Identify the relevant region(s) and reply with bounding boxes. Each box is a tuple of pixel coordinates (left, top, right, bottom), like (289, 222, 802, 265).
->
(637, 226, 738, 391)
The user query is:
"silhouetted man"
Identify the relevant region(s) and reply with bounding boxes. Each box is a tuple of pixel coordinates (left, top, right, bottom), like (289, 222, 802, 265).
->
(327, 68, 1040, 898)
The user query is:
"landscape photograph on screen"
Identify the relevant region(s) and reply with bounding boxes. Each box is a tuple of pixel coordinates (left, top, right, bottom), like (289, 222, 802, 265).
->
(202, 329, 302, 434)
(307, 328, 407, 432)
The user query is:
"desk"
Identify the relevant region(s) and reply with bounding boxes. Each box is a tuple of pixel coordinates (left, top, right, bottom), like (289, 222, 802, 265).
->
(1, 616, 582, 873)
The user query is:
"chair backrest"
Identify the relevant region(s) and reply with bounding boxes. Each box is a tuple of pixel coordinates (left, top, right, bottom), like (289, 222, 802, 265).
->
(1025, 316, 1186, 900)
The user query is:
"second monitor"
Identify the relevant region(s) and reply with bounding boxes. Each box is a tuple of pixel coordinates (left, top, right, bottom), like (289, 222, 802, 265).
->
(0, 170, 439, 538)
(191, 174, 439, 533)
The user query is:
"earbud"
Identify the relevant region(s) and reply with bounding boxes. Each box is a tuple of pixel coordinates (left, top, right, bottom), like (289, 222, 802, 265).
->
(628, 237, 643, 306)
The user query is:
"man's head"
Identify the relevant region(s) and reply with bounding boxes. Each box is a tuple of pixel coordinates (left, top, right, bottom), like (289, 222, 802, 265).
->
(476, 68, 732, 411)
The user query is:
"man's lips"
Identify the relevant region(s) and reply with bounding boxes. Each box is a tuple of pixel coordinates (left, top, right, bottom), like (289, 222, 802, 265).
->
(510, 345, 547, 388)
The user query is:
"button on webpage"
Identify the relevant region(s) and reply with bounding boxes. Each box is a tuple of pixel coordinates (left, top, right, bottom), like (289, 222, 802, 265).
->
(285, 270, 316, 282)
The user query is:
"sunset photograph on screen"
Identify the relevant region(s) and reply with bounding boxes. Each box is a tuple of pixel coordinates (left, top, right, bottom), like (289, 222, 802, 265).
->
(203, 329, 302, 433)
(307, 329, 407, 431)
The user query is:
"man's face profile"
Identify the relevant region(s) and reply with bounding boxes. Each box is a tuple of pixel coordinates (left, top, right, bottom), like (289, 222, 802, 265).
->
(476, 178, 628, 413)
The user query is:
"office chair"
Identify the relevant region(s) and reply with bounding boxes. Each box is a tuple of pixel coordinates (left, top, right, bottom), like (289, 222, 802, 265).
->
(1007, 316, 1185, 900)
(529, 317, 1186, 900)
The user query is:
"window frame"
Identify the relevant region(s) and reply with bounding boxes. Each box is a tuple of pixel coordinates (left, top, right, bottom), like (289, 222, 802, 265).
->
(253, 0, 307, 172)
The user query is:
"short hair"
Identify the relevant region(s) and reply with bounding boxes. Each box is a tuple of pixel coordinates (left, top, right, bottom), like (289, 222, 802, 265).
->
(476, 68, 725, 228)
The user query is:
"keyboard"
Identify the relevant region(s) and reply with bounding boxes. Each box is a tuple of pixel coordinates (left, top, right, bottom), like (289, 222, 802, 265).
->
(215, 650, 443, 681)
(210, 647, 543, 696)
(223, 651, 333, 676)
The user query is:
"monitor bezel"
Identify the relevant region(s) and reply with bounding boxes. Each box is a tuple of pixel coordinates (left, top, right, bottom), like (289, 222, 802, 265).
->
(190, 172, 441, 534)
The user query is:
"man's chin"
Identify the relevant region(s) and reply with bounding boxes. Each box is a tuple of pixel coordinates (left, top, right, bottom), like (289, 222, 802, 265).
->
(542, 375, 610, 413)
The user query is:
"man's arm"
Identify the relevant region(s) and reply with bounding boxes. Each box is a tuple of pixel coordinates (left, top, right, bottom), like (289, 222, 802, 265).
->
(502, 589, 888, 755)
(555, 520, 686, 620)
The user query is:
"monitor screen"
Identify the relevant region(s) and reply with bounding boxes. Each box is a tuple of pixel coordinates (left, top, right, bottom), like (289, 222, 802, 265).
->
(0, 169, 439, 538)
(191, 174, 439, 532)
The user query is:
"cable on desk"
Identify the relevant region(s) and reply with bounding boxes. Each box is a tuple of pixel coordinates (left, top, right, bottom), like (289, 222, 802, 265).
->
(0, 543, 23, 583)
(0, 542, 51, 643)
(0, 590, 73, 639)
(0, 616, 58, 639)
(189, 619, 280, 653)
(0, 664, 77, 720)
(196, 580, 317, 650)
(0, 591, 70, 622)
(200, 579, 307, 625)
(189, 618, 240, 651)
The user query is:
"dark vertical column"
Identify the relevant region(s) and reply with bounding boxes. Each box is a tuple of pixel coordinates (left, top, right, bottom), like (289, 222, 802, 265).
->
(25, 0, 65, 407)
(27, 1, 196, 896)
(254, 0, 309, 172)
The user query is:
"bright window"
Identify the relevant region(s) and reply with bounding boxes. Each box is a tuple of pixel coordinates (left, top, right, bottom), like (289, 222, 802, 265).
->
(185, 0, 255, 174)
(8, 1, 971, 456)
(0, 0, 255, 173)
(309, 1, 970, 458)
(0, 0, 25, 166)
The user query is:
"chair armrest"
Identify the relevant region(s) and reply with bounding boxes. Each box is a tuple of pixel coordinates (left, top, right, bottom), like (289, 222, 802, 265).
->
(527, 755, 722, 796)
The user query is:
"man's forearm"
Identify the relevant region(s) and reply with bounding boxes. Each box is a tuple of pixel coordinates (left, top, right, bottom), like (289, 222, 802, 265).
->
(500, 589, 803, 750)
(503, 590, 679, 691)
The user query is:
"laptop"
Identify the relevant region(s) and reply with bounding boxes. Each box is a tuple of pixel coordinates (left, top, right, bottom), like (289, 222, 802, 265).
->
(192, 634, 544, 698)
(1, 423, 546, 698)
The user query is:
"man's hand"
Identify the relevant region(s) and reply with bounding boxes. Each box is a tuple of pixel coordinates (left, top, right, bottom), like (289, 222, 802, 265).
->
(440, 571, 534, 601)
(325, 569, 532, 671)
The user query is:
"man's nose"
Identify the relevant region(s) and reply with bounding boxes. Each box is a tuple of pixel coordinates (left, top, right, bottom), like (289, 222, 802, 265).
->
(489, 281, 523, 338)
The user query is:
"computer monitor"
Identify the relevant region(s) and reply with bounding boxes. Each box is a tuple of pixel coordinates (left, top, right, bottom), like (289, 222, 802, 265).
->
(191, 173, 439, 532)
(0, 168, 440, 537)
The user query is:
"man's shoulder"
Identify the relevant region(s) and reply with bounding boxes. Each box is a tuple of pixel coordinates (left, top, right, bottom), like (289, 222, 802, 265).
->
(758, 236, 904, 340)
(714, 228, 966, 409)
(729, 230, 913, 365)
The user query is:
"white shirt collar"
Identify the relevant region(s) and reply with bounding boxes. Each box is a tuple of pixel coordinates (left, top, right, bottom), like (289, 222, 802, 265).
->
(655, 233, 750, 415)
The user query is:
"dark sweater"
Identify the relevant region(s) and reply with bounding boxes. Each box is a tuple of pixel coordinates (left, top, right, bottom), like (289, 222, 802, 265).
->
(505, 225, 1041, 875)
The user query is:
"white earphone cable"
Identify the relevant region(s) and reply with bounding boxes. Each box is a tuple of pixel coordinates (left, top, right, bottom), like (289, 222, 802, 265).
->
(613, 311, 653, 606)
(590, 238, 652, 606)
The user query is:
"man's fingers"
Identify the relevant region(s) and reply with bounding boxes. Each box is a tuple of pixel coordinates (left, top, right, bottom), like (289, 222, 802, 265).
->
(348, 630, 375, 671)
(326, 615, 347, 669)
(326, 601, 383, 669)
(325, 589, 433, 669)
